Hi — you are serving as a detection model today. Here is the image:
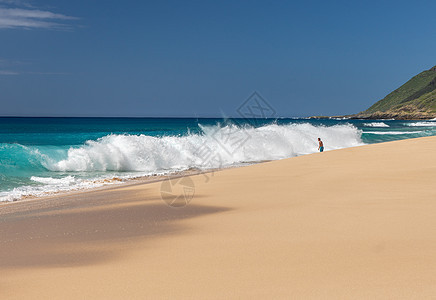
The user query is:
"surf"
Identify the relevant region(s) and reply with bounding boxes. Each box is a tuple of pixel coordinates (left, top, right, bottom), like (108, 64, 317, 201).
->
(0, 122, 364, 201)
(45, 123, 364, 172)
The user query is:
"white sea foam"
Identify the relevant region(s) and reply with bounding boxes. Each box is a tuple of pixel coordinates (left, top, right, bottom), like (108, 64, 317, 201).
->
(0, 175, 132, 202)
(331, 117, 351, 120)
(31, 175, 76, 185)
(1, 123, 364, 202)
(364, 131, 423, 135)
(45, 123, 364, 172)
(405, 122, 436, 127)
(363, 122, 390, 128)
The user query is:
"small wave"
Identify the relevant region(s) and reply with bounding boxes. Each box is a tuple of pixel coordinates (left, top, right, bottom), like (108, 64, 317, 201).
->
(405, 122, 436, 127)
(1, 175, 130, 202)
(31, 175, 76, 185)
(364, 131, 423, 135)
(363, 122, 390, 128)
(331, 117, 351, 120)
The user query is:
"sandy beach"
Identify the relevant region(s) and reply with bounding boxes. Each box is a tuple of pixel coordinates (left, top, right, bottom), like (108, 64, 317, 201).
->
(1, 136, 436, 299)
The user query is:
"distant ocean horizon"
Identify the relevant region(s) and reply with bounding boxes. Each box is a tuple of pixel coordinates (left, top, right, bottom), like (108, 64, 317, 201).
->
(1, 117, 436, 202)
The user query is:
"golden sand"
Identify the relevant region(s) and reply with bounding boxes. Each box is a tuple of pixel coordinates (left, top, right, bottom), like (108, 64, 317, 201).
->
(1, 136, 436, 299)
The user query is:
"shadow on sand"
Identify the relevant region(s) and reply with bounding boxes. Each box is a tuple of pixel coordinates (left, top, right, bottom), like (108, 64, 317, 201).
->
(0, 185, 229, 269)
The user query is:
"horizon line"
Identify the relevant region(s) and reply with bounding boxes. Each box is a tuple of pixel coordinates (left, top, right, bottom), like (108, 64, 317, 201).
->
(0, 115, 306, 119)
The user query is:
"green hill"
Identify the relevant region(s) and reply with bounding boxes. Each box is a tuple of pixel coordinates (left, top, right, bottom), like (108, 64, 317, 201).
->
(354, 65, 436, 119)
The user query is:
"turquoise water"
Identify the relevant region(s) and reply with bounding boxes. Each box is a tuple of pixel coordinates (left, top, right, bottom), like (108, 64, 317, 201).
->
(1, 117, 435, 201)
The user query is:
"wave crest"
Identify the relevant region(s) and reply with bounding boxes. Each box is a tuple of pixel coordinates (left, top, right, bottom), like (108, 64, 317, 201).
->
(405, 122, 436, 127)
(363, 122, 389, 127)
(45, 123, 363, 172)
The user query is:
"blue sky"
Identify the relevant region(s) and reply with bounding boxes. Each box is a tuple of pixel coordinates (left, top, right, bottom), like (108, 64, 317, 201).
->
(0, 0, 435, 117)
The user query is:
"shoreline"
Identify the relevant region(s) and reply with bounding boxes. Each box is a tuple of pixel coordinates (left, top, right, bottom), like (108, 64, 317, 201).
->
(1, 118, 434, 204)
(0, 167, 223, 206)
(0, 133, 412, 207)
(0, 134, 415, 206)
(0, 135, 426, 210)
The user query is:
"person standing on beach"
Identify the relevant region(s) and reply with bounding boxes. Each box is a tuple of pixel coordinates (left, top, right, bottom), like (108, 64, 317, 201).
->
(318, 138, 324, 152)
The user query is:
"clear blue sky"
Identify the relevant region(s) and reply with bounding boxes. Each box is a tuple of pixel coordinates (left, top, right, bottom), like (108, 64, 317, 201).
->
(0, 0, 435, 117)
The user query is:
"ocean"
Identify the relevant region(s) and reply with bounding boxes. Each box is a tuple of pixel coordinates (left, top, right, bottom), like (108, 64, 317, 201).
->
(1, 117, 436, 202)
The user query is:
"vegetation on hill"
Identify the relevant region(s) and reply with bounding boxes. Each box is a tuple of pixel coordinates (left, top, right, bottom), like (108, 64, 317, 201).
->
(352, 66, 436, 119)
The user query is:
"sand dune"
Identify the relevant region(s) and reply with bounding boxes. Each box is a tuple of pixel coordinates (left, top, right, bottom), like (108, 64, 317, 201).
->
(1, 136, 436, 299)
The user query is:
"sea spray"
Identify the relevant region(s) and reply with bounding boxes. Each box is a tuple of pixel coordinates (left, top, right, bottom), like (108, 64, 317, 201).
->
(47, 123, 364, 172)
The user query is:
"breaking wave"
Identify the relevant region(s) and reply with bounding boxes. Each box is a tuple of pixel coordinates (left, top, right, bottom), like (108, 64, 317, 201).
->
(0, 123, 364, 201)
(363, 122, 390, 127)
(364, 131, 423, 135)
(405, 122, 436, 127)
(45, 123, 364, 172)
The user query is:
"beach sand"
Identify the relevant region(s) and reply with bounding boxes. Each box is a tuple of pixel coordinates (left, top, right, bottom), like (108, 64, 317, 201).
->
(1, 136, 436, 299)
